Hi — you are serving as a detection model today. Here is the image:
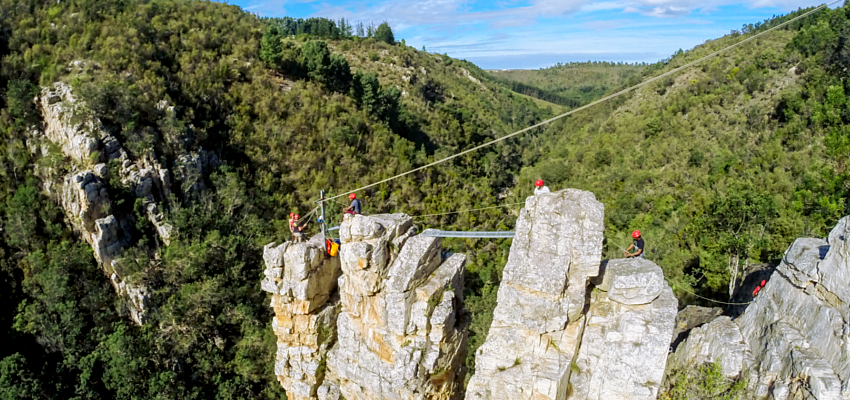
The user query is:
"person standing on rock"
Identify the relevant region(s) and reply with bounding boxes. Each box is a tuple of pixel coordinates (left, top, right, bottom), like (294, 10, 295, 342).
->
(292, 214, 309, 243)
(534, 179, 550, 195)
(288, 212, 296, 234)
(343, 193, 361, 215)
(624, 230, 645, 258)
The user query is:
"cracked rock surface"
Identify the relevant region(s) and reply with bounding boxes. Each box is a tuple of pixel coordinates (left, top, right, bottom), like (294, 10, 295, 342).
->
(262, 237, 342, 400)
(466, 189, 676, 400)
(262, 214, 467, 400)
(327, 214, 467, 400)
(570, 276, 677, 400)
(663, 216, 850, 399)
(466, 189, 605, 400)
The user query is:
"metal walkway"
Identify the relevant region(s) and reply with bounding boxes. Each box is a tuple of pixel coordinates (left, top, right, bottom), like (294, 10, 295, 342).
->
(325, 227, 514, 238)
(420, 229, 515, 238)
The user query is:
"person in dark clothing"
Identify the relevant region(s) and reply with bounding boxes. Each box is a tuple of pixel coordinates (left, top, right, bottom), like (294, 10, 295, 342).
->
(343, 193, 361, 215)
(291, 214, 309, 243)
(624, 230, 645, 258)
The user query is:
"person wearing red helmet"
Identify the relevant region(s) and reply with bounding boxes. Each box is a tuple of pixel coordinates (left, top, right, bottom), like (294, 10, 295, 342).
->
(343, 193, 361, 215)
(292, 214, 309, 242)
(624, 230, 645, 258)
(288, 212, 296, 234)
(534, 179, 550, 195)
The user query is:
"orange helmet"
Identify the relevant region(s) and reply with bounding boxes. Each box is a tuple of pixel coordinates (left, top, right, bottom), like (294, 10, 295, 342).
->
(535, 179, 544, 187)
(349, 193, 356, 200)
(632, 230, 641, 239)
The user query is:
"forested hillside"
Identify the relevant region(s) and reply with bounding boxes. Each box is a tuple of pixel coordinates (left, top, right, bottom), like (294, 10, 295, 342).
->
(519, 8, 850, 305)
(0, 0, 849, 398)
(489, 61, 647, 107)
(0, 0, 547, 397)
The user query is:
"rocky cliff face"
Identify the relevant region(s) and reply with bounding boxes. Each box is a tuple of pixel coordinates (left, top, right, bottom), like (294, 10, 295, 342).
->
(466, 189, 676, 400)
(261, 238, 342, 400)
(664, 216, 850, 399)
(570, 259, 677, 400)
(261, 214, 468, 400)
(31, 82, 209, 324)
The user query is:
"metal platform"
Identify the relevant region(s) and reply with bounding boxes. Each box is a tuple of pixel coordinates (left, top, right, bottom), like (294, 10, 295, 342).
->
(419, 229, 515, 238)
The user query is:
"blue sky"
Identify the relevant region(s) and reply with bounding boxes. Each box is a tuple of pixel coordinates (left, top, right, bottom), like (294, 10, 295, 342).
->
(222, 0, 829, 69)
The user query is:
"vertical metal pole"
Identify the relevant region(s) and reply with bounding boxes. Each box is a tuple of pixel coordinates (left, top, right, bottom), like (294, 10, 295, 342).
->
(320, 190, 326, 244)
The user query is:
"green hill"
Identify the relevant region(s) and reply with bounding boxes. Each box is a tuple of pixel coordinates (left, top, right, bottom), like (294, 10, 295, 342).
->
(518, 8, 850, 304)
(0, 0, 548, 397)
(1, 0, 849, 398)
(489, 61, 647, 106)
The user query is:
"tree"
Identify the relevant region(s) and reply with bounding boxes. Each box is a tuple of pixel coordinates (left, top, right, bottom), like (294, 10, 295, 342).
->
(327, 54, 352, 93)
(302, 40, 331, 83)
(375, 22, 395, 45)
(259, 26, 283, 68)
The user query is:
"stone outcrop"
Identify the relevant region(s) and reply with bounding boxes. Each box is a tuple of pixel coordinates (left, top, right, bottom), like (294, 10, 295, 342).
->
(32, 82, 198, 323)
(262, 237, 342, 400)
(175, 151, 218, 197)
(664, 216, 850, 399)
(327, 213, 467, 400)
(38, 82, 175, 245)
(261, 214, 468, 400)
(466, 189, 605, 400)
(569, 259, 677, 400)
(670, 305, 723, 345)
(466, 189, 676, 400)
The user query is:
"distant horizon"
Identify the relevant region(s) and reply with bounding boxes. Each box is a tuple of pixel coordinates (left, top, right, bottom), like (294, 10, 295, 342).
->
(223, 0, 832, 70)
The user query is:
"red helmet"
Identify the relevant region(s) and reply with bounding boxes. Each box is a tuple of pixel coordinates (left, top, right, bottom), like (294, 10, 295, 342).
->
(289, 212, 294, 218)
(535, 179, 544, 187)
(632, 230, 641, 239)
(294, 214, 300, 219)
(753, 286, 761, 296)
(349, 193, 356, 200)
(761, 280, 766, 287)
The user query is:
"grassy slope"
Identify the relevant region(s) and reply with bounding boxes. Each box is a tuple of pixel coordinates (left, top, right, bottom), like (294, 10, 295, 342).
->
(490, 62, 646, 106)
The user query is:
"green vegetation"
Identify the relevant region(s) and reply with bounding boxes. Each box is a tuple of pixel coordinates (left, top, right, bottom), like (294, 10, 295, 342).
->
(0, 0, 849, 398)
(0, 0, 544, 397)
(489, 61, 647, 107)
(662, 362, 747, 400)
(520, 6, 850, 304)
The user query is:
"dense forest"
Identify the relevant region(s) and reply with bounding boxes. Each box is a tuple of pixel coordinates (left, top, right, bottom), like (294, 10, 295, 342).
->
(489, 61, 647, 107)
(0, 0, 849, 398)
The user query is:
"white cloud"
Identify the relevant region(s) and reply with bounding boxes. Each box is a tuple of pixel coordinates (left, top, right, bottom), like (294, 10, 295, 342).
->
(240, 0, 289, 15)
(279, 0, 827, 69)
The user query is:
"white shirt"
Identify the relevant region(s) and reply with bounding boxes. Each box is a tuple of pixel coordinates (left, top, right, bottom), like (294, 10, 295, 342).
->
(534, 186, 550, 195)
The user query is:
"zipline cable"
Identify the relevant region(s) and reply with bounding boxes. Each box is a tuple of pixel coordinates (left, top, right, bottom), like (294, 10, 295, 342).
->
(672, 284, 754, 306)
(321, 1, 837, 204)
(412, 201, 525, 218)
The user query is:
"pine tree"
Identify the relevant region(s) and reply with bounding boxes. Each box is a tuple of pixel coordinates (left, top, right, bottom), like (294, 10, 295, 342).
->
(375, 22, 394, 45)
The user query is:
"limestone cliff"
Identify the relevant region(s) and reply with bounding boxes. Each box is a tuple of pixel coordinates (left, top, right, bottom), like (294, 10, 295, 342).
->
(260, 190, 700, 400)
(664, 216, 850, 399)
(466, 189, 676, 400)
(261, 214, 468, 400)
(31, 82, 210, 324)
(261, 237, 342, 399)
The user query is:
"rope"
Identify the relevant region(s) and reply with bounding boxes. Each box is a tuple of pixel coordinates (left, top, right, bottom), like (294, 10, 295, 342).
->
(412, 201, 525, 218)
(320, 2, 836, 204)
(301, 206, 320, 221)
(672, 284, 754, 306)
